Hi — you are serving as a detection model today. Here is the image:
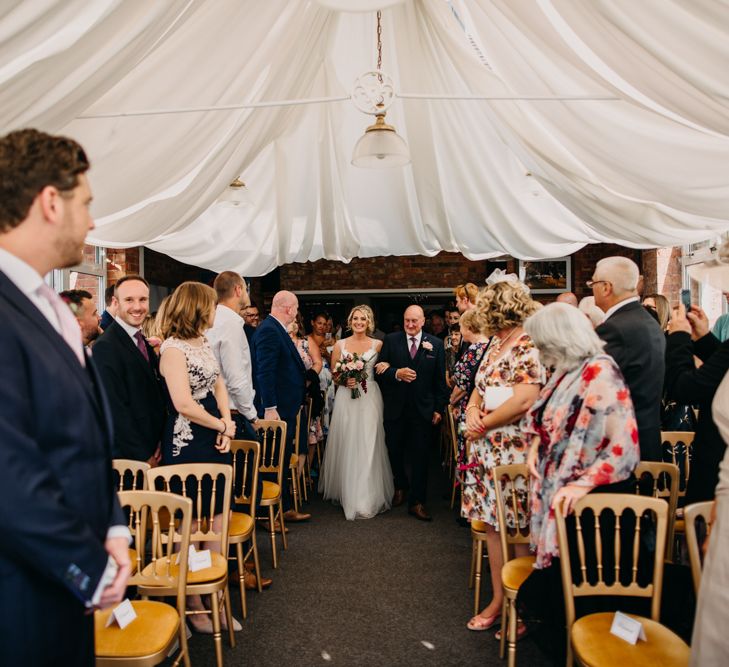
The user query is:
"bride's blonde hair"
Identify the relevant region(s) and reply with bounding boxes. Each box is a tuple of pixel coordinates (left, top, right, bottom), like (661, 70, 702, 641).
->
(347, 304, 375, 335)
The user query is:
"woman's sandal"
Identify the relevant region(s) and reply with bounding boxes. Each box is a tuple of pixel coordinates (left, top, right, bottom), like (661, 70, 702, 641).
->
(494, 621, 528, 641)
(467, 612, 501, 631)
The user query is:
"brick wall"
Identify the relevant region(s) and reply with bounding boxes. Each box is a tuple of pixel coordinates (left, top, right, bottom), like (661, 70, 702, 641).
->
(642, 247, 682, 302)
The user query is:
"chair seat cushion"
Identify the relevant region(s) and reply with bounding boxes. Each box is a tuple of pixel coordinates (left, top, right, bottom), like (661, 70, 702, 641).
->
(471, 520, 488, 533)
(573, 612, 690, 666)
(95, 600, 179, 657)
(674, 518, 685, 533)
(229, 511, 254, 537)
(142, 550, 228, 584)
(262, 480, 281, 500)
(502, 556, 536, 592)
(290, 453, 297, 466)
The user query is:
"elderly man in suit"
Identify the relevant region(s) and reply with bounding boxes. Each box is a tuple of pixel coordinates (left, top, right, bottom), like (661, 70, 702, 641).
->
(252, 290, 311, 522)
(591, 256, 665, 461)
(377, 305, 449, 521)
(93, 274, 166, 466)
(0, 128, 130, 666)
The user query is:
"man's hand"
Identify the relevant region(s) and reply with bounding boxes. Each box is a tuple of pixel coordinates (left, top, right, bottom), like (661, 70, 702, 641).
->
(432, 412, 442, 425)
(98, 537, 132, 609)
(264, 408, 280, 422)
(396, 368, 417, 383)
(687, 305, 710, 340)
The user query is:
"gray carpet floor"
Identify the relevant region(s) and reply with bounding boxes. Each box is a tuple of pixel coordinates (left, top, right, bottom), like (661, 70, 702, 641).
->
(181, 462, 551, 667)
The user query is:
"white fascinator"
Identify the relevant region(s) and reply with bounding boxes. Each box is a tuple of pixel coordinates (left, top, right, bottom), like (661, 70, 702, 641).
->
(485, 268, 530, 293)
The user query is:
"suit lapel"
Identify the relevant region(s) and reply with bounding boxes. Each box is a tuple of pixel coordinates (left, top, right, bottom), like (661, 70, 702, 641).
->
(413, 333, 428, 367)
(110, 323, 157, 381)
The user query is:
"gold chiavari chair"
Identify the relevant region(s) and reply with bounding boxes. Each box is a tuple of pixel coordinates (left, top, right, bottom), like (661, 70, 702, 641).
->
(555, 494, 690, 667)
(447, 406, 459, 509)
(229, 439, 262, 619)
(288, 406, 305, 513)
(95, 490, 193, 667)
(492, 464, 535, 666)
(255, 419, 288, 568)
(468, 520, 489, 615)
(301, 396, 314, 500)
(113, 459, 152, 572)
(635, 462, 680, 561)
(661, 431, 694, 542)
(147, 464, 235, 667)
(684, 501, 714, 594)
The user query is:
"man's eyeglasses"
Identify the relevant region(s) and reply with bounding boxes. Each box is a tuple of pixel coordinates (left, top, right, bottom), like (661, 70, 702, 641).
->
(586, 279, 611, 289)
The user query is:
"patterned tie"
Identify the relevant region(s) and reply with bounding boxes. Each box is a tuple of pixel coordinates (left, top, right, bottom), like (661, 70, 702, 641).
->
(134, 330, 150, 362)
(409, 336, 418, 359)
(37, 283, 85, 366)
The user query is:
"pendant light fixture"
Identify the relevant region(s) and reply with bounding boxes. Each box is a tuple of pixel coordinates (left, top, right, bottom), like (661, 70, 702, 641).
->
(351, 10, 410, 168)
(217, 177, 254, 207)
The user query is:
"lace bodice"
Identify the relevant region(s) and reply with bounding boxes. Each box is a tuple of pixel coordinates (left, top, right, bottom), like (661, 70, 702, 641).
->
(160, 337, 219, 400)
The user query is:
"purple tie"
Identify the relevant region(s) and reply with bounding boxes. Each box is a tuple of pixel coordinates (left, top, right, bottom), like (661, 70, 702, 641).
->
(409, 336, 418, 359)
(37, 283, 85, 366)
(134, 331, 150, 362)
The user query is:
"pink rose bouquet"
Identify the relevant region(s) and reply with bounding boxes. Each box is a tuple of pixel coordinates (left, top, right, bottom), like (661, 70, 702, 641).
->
(333, 352, 369, 399)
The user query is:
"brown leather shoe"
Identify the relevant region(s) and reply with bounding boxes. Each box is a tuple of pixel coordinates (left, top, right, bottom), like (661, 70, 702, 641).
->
(244, 561, 255, 573)
(244, 572, 272, 590)
(283, 510, 311, 522)
(408, 503, 432, 522)
(392, 490, 406, 507)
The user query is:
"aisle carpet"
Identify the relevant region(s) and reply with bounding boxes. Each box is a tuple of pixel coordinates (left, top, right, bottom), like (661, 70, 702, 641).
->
(182, 461, 551, 667)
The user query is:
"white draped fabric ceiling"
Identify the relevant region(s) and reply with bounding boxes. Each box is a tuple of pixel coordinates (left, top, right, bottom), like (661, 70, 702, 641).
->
(1, 0, 728, 275)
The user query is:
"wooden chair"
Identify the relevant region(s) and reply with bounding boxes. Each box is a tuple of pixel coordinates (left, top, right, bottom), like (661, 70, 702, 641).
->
(112, 459, 151, 491)
(301, 396, 314, 500)
(288, 405, 305, 513)
(229, 439, 262, 618)
(493, 464, 536, 666)
(446, 406, 459, 509)
(661, 432, 694, 540)
(684, 501, 714, 594)
(468, 520, 489, 615)
(555, 494, 690, 667)
(147, 464, 235, 667)
(95, 490, 193, 667)
(635, 461, 679, 561)
(255, 419, 288, 568)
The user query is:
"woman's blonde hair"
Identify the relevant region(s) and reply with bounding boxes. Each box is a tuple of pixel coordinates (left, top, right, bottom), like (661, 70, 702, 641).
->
(347, 304, 375, 335)
(643, 293, 670, 330)
(159, 281, 216, 340)
(458, 308, 489, 335)
(476, 280, 540, 335)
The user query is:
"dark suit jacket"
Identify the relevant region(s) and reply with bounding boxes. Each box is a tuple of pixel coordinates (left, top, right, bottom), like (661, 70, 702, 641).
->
(0, 271, 124, 665)
(92, 321, 166, 461)
(377, 331, 449, 422)
(100, 308, 114, 330)
(252, 316, 306, 419)
(664, 331, 729, 502)
(596, 300, 665, 460)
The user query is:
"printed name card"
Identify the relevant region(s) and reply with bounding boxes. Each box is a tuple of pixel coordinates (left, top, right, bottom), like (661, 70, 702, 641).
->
(105, 598, 137, 629)
(187, 545, 213, 572)
(610, 611, 647, 645)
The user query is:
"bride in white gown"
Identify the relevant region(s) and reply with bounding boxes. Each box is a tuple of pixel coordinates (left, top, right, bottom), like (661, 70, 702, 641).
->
(319, 305, 394, 520)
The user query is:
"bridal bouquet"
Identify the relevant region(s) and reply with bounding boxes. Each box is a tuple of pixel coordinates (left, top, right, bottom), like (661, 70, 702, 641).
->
(334, 352, 368, 399)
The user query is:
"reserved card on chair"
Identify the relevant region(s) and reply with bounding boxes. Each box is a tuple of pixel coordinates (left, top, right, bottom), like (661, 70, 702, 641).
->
(105, 599, 137, 629)
(175, 545, 212, 571)
(610, 611, 647, 645)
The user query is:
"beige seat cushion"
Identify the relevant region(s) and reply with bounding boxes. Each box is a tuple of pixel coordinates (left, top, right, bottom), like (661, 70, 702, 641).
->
(141, 551, 228, 584)
(229, 511, 254, 537)
(95, 600, 179, 657)
(573, 612, 690, 666)
(471, 520, 488, 533)
(502, 556, 536, 592)
(262, 481, 281, 500)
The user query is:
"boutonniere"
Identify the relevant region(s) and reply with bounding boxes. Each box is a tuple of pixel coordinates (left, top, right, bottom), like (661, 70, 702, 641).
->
(422, 340, 433, 351)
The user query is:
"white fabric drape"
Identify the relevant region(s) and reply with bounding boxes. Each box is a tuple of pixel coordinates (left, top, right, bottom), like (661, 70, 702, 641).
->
(1, 0, 727, 275)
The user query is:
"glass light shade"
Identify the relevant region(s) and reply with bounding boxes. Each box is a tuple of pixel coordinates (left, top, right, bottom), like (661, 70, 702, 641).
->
(351, 114, 411, 168)
(217, 178, 254, 207)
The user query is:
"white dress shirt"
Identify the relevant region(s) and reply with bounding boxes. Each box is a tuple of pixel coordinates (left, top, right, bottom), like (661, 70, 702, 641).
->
(603, 296, 640, 320)
(0, 248, 129, 604)
(207, 304, 257, 420)
(407, 330, 424, 350)
(114, 314, 142, 341)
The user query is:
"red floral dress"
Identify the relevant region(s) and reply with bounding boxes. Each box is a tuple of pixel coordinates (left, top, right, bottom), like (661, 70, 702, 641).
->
(461, 333, 543, 528)
(522, 354, 640, 569)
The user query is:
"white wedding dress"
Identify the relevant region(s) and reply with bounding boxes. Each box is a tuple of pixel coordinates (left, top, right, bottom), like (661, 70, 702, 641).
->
(319, 339, 394, 520)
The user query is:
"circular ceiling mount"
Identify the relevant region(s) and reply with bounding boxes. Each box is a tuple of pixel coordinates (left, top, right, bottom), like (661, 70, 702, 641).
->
(352, 71, 396, 115)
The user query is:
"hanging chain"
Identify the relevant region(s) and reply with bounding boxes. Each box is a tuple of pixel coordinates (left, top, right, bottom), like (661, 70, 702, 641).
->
(376, 10, 383, 79)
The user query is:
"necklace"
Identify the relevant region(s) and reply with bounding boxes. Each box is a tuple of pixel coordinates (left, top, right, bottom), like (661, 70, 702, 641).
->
(496, 327, 520, 349)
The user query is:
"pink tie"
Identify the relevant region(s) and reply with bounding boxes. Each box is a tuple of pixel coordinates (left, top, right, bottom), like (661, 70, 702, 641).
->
(409, 336, 418, 359)
(37, 283, 85, 366)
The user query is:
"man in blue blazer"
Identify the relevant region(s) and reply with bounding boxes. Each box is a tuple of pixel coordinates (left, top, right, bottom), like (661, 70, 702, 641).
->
(0, 129, 130, 666)
(252, 290, 311, 521)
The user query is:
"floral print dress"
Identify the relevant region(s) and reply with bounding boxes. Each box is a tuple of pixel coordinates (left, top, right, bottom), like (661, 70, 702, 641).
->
(451, 341, 489, 468)
(461, 333, 543, 528)
(522, 354, 640, 569)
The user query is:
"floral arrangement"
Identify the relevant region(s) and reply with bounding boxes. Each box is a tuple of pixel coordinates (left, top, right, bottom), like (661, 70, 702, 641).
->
(334, 352, 368, 399)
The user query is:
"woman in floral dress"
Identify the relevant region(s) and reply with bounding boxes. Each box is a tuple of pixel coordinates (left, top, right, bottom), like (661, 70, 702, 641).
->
(517, 302, 640, 660)
(463, 279, 543, 631)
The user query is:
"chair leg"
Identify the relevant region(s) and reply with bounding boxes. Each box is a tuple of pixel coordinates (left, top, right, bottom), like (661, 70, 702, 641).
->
(235, 542, 247, 619)
(222, 586, 235, 648)
(507, 594, 517, 667)
(279, 501, 288, 550)
(210, 593, 224, 667)
(290, 467, 299, 513)
(251, 532, 263, 593)
(469, 540, 476, 589)
(450, 478, 457, 509)
(499, 598, 508, 659)
(177, 600, 191, 667)
(565, 637, 573, 667)
(474, 539, 483, 615)
(268, 505, 278, 569)
(301, 462, 309, 501)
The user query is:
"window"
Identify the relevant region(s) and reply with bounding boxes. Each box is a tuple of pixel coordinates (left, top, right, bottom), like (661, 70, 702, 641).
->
(48, 246, 106, 311)
(682, 233, 729, 325)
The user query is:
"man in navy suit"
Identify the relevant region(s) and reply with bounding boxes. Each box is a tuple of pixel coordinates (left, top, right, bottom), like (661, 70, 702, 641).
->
(592, 256, 665, 461)
(0, 129, 130, 665)
(377, 305, 449, 521)
(252, 290, 311, 522)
